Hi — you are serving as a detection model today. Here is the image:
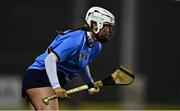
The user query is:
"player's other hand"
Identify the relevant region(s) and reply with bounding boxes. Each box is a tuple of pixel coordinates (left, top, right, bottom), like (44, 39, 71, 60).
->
(88, 87, 100, 95)
(54, 87, 70, 98)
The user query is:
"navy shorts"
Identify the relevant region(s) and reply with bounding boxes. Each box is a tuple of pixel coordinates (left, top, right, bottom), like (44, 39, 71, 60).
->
(22, 69, 68, 98)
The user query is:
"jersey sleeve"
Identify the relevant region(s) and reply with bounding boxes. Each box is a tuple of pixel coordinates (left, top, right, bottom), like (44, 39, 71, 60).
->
(48, 36, 82, 62)
(80, 65, 94, 84)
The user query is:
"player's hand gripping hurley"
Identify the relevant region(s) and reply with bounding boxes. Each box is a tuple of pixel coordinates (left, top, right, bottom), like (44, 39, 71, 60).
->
(42, 66, 135, 105)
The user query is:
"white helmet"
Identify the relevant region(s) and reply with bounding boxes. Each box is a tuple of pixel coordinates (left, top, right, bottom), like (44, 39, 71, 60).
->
(85, 6, 115, 34)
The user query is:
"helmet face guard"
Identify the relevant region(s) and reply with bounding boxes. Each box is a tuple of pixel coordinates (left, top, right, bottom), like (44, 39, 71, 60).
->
(85, 6, 115, 34)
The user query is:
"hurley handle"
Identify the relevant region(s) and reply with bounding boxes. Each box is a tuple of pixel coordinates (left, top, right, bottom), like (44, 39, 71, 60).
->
(42, 85, 88, 105)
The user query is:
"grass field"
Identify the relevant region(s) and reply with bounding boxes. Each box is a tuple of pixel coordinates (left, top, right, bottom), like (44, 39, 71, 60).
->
(61, 103, 180, 110)
(2, 102, 180, 110)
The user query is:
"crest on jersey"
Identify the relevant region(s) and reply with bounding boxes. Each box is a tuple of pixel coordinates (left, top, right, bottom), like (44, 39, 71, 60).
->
(79, 52, 85, 61)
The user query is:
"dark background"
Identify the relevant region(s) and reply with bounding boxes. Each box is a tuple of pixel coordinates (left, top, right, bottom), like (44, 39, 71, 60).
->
(0, 0, 180, 107)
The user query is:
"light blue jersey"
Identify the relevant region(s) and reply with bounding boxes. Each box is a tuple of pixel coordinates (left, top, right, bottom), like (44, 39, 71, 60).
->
(29, 29, 102, 81)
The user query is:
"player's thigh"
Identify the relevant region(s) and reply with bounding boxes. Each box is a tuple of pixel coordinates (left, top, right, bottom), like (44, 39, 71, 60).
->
(26, 87, 59, 110)
(28, 101, 36, 110)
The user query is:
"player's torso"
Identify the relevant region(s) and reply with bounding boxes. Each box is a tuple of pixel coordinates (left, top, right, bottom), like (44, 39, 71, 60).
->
(58, 38, 99, 73)
(29, 29, 101, 76)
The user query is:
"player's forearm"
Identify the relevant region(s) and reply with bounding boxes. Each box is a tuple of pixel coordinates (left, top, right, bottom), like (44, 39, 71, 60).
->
(45, 53, 61, 89)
